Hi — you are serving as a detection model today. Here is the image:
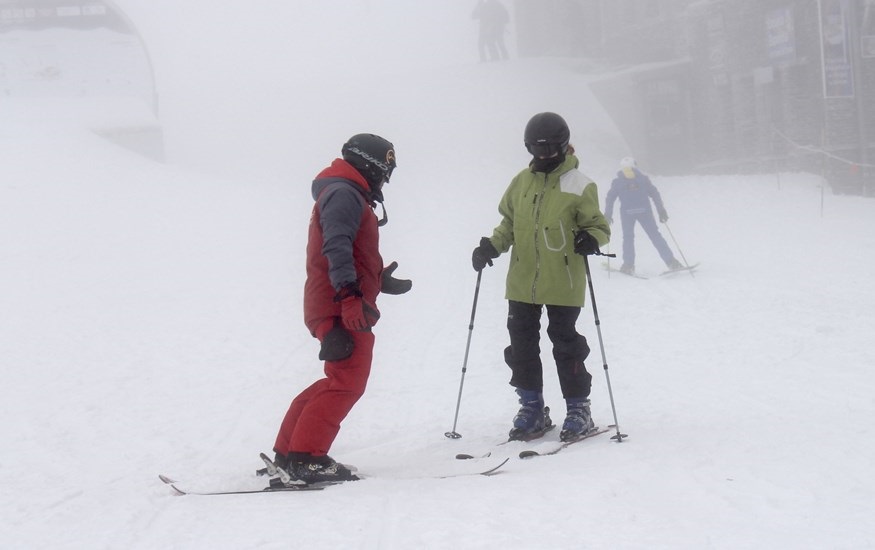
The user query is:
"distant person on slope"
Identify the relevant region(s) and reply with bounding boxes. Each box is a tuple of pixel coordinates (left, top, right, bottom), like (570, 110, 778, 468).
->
(472, 0, 510, 62)
(470, 112, 610, 442)
(604, 157, 683, 275)
(272, 134, 412, 485)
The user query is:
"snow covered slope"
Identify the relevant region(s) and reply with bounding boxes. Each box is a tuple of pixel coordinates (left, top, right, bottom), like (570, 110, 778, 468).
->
(2, 3, 874, 548)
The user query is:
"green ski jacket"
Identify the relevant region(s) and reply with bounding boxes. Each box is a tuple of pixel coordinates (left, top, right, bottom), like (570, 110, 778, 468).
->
(487, 155, 610, 307)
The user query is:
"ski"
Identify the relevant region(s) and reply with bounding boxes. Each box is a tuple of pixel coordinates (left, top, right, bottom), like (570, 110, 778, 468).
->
(456, 408, 557, 460)
(455, 451, 491, 460)
(160, 457, 509, 496)
(158, 474, 328, 496)
(518, 426, 612, 459)
(660, 262, 699, 276)
(601, 262, 648, 279)
(446, 457, 508, 477)
(366, 456, 508, 479)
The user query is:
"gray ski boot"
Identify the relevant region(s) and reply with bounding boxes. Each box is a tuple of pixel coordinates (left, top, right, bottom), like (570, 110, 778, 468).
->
(560, 398, 595, 442)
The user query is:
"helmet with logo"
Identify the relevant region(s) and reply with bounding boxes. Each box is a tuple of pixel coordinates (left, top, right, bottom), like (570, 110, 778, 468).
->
(619, 156, 637, 169)
(341, 134, 397, 191)
(524, 112, 570, 158)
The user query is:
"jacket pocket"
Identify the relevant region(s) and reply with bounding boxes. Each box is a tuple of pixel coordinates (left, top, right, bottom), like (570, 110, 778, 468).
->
(542, 219, 568, 252)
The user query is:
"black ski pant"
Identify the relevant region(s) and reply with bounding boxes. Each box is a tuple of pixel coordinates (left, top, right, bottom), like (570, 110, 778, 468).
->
(504, 300, 592, 400)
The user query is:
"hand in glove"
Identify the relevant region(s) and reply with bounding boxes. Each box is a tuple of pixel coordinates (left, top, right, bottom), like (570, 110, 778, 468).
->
(381, 261, 412, 295)
(335, 282, 380, 331)
(573, 230, 600, 256)
(315, 319, 354, 362)
(658, 209, 669, 223)
(472, 237, 499, 271)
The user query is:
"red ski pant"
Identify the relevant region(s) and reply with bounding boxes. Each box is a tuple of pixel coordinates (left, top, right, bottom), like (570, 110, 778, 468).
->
(274, 324, 374, 457)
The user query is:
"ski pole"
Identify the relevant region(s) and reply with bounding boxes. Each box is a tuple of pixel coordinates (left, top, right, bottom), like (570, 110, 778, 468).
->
(583, 253, 628, 442)
(663, 221, 694, 277)
(445, 269, 483, 439)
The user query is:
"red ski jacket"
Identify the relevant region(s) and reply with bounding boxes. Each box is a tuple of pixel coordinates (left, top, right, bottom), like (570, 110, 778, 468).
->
(303, 159, 383, 335)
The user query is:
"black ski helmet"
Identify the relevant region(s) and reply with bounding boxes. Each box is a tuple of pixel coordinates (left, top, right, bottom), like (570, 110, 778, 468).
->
(524, 112, 570, 158)
(341, 133, 397, 191)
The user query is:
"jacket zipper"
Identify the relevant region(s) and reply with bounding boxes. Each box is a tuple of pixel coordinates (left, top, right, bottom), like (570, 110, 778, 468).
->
(531, 174, 547, 303)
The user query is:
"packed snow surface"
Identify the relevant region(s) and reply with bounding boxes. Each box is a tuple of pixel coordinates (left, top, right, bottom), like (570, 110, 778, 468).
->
(3, 2, 874, 548)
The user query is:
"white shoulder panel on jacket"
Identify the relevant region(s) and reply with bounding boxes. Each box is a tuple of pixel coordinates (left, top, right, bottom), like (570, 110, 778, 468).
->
(559, 169, 594, 195)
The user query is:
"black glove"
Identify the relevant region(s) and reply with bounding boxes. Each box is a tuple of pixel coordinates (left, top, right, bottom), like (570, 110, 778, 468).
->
(472, 237, 499, 271)
(573, 230, 600, 256)
(318, 321, 354, 361)
(381, 261, 412, 295)
(658, 209, 669, 223)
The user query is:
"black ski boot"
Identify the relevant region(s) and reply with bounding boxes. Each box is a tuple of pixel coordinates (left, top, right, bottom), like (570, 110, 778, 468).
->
(286, 453, 359, 485)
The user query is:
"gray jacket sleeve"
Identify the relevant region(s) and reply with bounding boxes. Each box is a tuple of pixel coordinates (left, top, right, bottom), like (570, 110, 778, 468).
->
(317, 183, 364, 291)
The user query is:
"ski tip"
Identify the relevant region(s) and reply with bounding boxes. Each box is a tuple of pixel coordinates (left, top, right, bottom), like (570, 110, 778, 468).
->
(660, 263, 699, 276)
(455, 451, 492, 460)
(158, 474, 188, 495)
(480, 457, 510, 475)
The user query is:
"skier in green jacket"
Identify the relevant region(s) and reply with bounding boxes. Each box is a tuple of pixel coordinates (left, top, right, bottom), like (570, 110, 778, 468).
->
(471, 112, 610, 442)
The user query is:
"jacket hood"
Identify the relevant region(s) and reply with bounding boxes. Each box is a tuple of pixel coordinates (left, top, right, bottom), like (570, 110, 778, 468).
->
(312, 158, 372, 200)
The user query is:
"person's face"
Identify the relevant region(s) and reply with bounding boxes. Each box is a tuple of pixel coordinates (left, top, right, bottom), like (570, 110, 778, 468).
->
(526, 141, 563, 158)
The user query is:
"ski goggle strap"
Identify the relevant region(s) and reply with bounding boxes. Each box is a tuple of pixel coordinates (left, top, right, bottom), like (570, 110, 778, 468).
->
(376, 201, 388, 227)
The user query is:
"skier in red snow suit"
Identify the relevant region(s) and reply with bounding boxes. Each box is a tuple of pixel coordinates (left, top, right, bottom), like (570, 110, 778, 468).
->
(273, 134, 411, 484)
